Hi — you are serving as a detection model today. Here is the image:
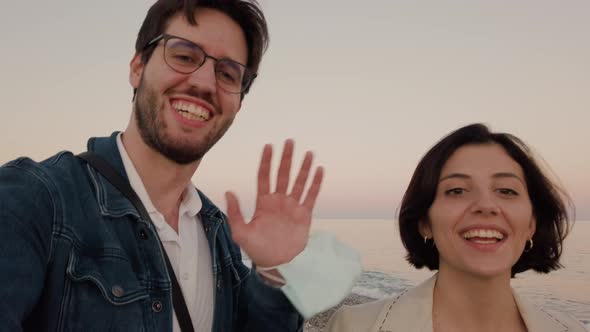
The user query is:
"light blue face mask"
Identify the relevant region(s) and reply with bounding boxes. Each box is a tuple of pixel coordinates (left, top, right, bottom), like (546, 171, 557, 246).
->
(275, 231, 362, 319)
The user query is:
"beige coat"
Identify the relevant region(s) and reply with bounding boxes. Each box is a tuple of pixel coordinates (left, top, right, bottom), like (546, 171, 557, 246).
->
(326, 274, 586, 332)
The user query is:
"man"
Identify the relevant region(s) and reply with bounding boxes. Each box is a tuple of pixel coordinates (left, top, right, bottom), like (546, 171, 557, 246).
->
(0, 0, 325, 331)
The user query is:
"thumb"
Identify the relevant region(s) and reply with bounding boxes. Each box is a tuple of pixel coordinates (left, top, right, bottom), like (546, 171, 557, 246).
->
(225, 191, 248, 246)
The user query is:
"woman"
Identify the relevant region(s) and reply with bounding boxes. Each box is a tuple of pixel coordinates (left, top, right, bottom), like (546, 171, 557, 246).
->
(327, 124, 585, 331)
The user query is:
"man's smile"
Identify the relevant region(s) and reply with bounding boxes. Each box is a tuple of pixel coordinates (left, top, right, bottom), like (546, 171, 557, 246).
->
(171, 98, 212, 122)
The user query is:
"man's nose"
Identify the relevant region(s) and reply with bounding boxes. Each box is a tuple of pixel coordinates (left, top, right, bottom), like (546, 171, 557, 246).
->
(186, 58, 217, 94)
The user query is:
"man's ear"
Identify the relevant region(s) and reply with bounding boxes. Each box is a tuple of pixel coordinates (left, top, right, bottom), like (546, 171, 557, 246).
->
(418, 219, 432, 239)
(129, 53, 144, 89)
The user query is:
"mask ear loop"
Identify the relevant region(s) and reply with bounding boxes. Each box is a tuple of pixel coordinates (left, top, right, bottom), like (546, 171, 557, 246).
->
(256, 264, 287, 285)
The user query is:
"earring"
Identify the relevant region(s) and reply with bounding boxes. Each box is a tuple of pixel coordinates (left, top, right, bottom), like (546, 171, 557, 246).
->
(524, 238, 534, 252)
(424, 236, 435, 247)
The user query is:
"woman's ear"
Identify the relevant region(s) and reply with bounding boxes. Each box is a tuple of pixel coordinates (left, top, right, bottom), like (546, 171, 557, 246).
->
(528, 216, 536, 239)
(418, 219, 432, 239)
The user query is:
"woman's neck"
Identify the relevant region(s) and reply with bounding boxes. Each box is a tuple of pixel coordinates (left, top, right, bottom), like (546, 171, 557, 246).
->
(432, 266, 527, 332)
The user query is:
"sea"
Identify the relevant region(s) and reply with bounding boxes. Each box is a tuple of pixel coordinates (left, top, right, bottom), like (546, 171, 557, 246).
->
(311, 219, 590, 330)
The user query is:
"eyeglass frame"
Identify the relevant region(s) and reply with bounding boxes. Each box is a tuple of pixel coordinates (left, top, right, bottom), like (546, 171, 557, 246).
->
(143, 33, 257, 94)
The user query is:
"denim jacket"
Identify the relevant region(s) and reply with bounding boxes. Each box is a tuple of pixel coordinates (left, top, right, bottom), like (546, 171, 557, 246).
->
(0, 132, 303, 332)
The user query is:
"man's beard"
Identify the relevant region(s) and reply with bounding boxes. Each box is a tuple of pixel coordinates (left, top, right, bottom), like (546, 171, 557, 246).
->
(134, 76, 234, 165)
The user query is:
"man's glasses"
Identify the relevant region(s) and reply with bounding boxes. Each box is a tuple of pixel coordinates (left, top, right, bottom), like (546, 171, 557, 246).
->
(145, 34, 256, 94)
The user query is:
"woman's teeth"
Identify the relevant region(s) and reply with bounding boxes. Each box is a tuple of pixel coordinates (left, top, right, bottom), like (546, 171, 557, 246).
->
(461, 229, 504, 243)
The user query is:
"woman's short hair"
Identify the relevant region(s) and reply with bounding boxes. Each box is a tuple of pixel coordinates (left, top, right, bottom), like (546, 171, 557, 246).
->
(398, 123, 571, 276)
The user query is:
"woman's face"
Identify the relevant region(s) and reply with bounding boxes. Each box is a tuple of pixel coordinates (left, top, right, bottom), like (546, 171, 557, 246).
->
(423, 143, 536, 279)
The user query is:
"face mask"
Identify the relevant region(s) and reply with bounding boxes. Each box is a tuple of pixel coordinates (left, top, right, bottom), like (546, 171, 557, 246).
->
(277, 231, 362, 319)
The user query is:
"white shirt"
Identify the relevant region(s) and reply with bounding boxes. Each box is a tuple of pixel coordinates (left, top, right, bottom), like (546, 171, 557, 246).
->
(117, 134, 214, 332)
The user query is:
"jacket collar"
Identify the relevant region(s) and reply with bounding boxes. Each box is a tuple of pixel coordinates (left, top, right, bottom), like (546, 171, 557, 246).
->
(196, 189, 224, 229)
(377, 273, 570, 332)
(85, 132, 224, 226)
(86, 132, 140, 219)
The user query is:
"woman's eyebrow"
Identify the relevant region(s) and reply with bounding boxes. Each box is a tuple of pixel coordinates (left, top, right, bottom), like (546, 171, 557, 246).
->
(492, 172, 525, 185)
(439, 173, 470, 183)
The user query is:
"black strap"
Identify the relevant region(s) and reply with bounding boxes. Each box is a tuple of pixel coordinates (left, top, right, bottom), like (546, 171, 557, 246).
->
(78, 152, 195, 332)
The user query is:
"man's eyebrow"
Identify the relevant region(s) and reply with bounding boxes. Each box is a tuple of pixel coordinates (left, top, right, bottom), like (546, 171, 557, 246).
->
(169, 38, 200, 49)
(170, 38, 245, 66)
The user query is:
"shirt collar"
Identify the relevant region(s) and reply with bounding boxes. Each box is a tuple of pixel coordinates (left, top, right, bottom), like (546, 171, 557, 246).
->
(181, 183, 202, 218)
(115, 133, 202, 229)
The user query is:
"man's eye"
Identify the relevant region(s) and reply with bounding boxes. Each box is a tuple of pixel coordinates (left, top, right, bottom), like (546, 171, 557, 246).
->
(174, 55, 196, 63)
(219, 70, 237, 83)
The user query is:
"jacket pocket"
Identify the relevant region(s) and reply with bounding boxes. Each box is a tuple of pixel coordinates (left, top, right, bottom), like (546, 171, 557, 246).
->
(61, 248, 150, 331)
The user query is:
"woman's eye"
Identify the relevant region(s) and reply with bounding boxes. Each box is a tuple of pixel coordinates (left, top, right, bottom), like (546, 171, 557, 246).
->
(497, 188, 518, 196)
(445, 188, 465, 195)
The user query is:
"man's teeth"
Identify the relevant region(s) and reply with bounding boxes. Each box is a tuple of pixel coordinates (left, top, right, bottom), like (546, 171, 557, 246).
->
(178, 111, 206, 121)
(171, 101, 210, 121)
(461, 229, 504, 242)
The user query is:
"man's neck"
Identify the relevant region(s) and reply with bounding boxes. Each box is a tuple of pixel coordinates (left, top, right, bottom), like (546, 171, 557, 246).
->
(433, 266, 526, 332)
(121, 129, 200, 232)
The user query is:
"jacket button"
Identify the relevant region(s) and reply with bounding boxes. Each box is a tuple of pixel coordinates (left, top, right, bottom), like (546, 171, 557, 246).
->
(139, 229, 148, 240)
(111, 285, 125, 297)
(152, 301, 162, 312)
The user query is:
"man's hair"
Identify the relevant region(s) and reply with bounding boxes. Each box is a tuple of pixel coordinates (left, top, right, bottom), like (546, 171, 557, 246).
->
(134, 0, 269, 96)
(398, 123, 571, 276)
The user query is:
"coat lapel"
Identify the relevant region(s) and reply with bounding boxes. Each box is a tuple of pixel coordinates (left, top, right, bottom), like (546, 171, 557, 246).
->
(374, 274, 437, 332)
(373, 274, 577, 332)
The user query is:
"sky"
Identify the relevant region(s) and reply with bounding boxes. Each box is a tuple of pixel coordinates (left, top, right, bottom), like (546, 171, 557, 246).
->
(0, 0, 589, 220)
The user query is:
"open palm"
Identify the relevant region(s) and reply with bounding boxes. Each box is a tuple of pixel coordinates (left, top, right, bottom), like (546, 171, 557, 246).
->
(225, 140, 324, 268)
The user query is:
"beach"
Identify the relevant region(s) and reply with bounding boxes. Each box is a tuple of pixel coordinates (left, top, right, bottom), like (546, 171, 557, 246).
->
(307, 219, 590, 331)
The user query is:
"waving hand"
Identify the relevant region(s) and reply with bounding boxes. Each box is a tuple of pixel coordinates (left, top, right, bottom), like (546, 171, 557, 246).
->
(225, 139, 324, 268)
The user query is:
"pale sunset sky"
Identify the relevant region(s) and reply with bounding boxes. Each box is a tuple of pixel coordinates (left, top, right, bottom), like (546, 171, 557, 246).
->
(1, 1, 588, 219)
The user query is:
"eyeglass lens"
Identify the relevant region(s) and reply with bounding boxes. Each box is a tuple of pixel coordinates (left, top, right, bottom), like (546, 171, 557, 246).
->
(165, 38, 247, 93)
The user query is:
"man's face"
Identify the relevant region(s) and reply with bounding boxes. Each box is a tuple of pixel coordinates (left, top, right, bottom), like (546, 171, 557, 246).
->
(129, 9, 248, 164)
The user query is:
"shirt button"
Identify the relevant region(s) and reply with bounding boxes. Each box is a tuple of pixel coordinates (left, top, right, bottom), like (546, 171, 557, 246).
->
(139, 229, 148, 240)
(182, 273, 190, 280)
(152, 301, 162, 312)
(111, 285, 125, 297)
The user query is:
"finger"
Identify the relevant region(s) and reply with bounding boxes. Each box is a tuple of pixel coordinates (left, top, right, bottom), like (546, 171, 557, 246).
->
(225, 191, 249, 246)
(302, 166, 324, 210)
(257, 144, 272, 197)
(275, 139, 294, 194)
(290, 151, 313, 202)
